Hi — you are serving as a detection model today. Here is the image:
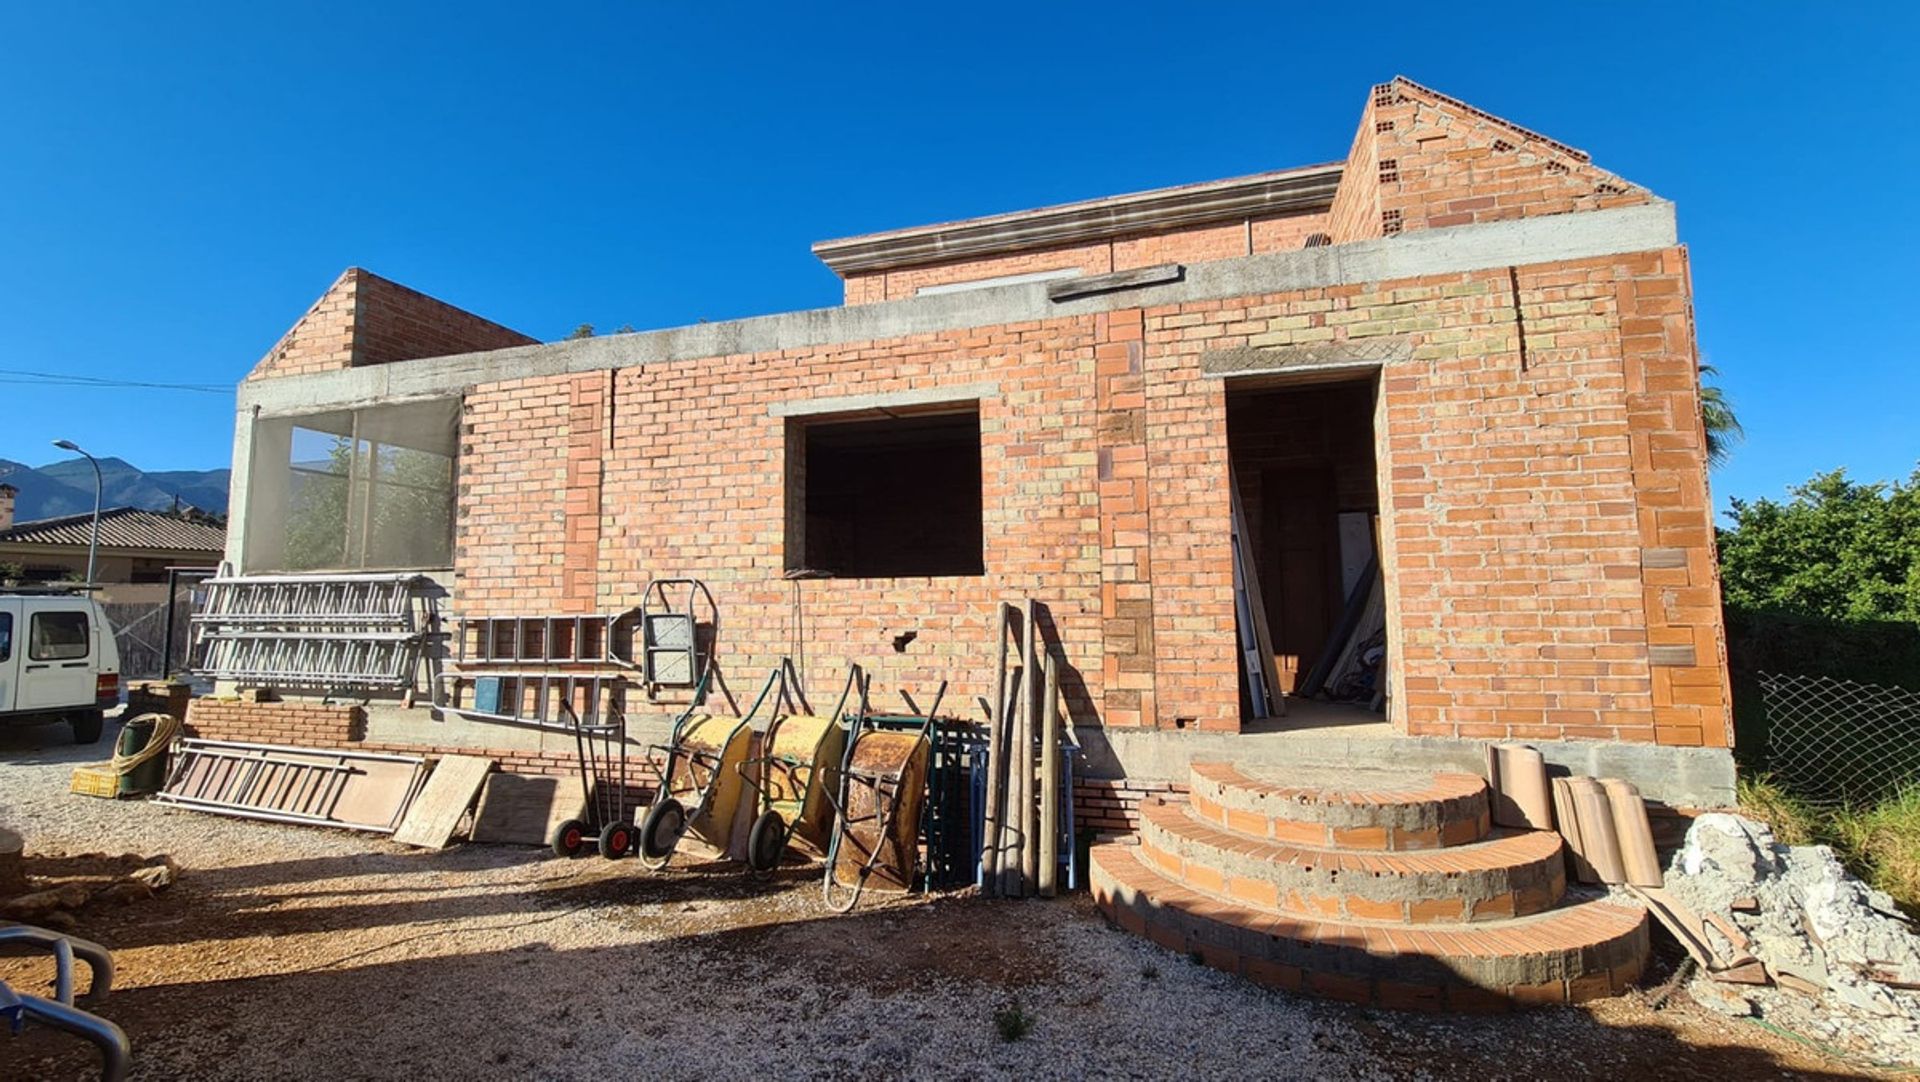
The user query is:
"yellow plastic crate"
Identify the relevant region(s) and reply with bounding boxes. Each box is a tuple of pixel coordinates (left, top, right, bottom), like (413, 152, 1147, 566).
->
(70, 763, 121, 799)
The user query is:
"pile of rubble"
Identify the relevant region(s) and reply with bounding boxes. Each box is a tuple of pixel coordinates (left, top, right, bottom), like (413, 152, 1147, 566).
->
(1661, 812, 1920, 1066)
(1, 824, 176, 933)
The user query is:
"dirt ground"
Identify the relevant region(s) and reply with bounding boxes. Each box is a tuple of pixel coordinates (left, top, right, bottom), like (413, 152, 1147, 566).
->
(0, 719, 1898, 1080)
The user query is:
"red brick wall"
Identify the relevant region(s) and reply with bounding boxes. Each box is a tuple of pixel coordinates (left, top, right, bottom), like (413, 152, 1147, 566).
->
(250, 268, 536, 380)
(351, 271, 539, 366)
(1075, 777, 1189, 836)
(1326, 99, 1383, 243)
(440, 246, 1728, 748)
(599, 319, 1112, 726)
(1618, 249, 1731, 747)
(250, 271, 359, 378)
(455, 374, 583, 613)
(840, 210, 1329, 304)
(1327, 78, 1653, 245)
(185, 699, 366, 745)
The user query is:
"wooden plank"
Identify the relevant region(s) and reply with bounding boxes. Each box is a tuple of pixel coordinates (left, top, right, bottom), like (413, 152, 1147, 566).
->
(1239, 489, 1284, 717)
(393, 755, 497, 849)
(469, 772, 587, 846)
(1227, 469, 1280, 717)
(1038, 652, 1061, 899)
(981, 601, 1012, 896)
(1017, 598, 1040, 895)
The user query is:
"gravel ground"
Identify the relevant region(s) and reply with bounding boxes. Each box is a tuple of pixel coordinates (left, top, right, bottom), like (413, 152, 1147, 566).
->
(0, 718, 1894, 1080)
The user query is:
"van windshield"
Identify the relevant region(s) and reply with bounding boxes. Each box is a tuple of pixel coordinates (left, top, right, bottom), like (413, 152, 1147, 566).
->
(29, 611, 89, 661)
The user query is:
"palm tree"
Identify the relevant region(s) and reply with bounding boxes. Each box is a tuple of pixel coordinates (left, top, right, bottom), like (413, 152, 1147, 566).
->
(1699, 363, 1743, 469)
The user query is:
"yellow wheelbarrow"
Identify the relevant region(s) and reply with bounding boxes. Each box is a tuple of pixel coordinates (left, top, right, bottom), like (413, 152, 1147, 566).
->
(820, 680, 946, 912)
(636, 668, 774, 869)
(736, 664, 862, 874)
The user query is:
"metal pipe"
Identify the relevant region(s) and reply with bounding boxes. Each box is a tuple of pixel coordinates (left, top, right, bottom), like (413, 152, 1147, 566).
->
(0, 925, 115, 1001)
(17, 995, 131, 1082)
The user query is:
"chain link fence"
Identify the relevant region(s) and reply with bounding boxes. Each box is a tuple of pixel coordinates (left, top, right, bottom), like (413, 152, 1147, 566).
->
(1761, 671, 1920, 808)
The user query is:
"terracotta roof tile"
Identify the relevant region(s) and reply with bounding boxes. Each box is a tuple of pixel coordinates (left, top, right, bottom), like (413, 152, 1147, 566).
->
(0, 507, 226, 553)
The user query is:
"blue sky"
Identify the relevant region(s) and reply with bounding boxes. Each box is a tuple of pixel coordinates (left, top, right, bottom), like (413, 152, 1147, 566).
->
(0, 3, 1911, 517)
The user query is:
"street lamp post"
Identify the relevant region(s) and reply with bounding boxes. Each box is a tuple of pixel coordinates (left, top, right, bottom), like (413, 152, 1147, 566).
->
(51, 439, 101, 589)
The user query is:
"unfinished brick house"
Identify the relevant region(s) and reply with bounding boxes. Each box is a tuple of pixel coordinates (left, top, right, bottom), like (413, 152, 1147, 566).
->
(210, 78, 1732, 1007)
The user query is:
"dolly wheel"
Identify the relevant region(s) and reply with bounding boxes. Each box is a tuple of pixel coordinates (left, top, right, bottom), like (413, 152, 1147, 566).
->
(638, 799, 686, 869)
(551, 819, 588, 859)
(598, 820, 634, 860)
(746, 811, 787, 875)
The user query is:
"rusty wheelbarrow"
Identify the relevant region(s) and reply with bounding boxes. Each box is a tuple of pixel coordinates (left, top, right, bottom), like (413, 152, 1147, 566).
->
(820, 679, 946, 912)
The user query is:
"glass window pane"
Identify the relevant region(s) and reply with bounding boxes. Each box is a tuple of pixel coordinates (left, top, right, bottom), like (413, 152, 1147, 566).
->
(30, 611, 89, 660)
(245, 399, 459, 572)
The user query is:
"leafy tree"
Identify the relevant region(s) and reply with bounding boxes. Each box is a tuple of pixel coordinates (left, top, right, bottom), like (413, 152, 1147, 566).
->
(281, 436, 452, 570)
(282, 437, 351, 570)
(1700, 363, 1743, 469)
(1718, 468, 1920, 624)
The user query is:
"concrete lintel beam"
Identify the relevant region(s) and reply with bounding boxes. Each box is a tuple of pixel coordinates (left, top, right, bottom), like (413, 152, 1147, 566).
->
(768, 380, 1000, 419)
(1202, 338, 1412, 379)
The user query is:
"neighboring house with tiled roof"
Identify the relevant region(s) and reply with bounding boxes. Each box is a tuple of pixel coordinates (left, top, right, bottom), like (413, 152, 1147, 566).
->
(0, 483, 224, 598)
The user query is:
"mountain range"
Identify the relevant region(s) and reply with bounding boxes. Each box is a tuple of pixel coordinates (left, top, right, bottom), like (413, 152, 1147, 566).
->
(0, 457, 229, 523)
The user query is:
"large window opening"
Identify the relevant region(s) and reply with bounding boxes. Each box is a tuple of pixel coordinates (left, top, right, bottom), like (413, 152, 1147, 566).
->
(1226, 377, 1383, 719)
(245, 399, 459, 572)
(786, 406, 984, 578)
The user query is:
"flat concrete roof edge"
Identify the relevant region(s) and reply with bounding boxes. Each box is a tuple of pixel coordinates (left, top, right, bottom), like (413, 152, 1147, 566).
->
(811, 163, 1345, 276)
(237, 201, 1677, 416)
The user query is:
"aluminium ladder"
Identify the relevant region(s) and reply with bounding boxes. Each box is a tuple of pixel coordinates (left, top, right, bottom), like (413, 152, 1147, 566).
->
(191, 571, 437, 691)
(154, 738, 428, 832)
(435, 670, 629, 733)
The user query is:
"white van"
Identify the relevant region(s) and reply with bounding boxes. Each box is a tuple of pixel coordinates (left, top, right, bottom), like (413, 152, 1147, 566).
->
(0, 590, 121, 743)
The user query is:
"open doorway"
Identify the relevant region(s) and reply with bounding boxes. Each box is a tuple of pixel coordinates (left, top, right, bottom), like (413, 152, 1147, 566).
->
(1225, 376, 1384, 723)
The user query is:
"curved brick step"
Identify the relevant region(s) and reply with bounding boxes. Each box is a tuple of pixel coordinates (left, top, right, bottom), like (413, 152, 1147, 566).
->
(1188, 762, 1490, 851)
(1090, 843, 1647, 1011)
(1137, 798, 1566, 924)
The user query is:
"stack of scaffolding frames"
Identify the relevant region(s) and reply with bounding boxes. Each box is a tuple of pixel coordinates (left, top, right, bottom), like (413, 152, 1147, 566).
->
(191, 570, 437, 691)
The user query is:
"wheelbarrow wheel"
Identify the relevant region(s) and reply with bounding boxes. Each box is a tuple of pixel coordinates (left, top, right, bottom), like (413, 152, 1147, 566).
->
(598, 820, 634, 860)
(746, 810, 787, 875)
(638, 799, 686, 869)
(550, 818, 588, 859)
